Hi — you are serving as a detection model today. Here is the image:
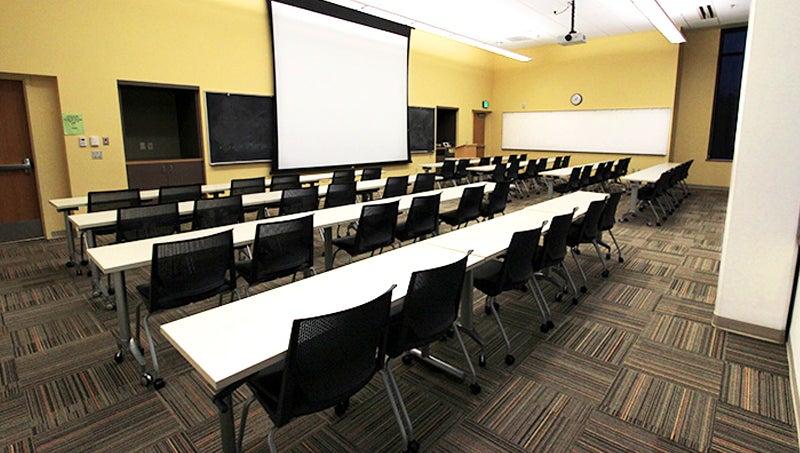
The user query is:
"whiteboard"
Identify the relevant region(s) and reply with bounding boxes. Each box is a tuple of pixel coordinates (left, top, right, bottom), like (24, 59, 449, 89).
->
(501, 108, 672, 156)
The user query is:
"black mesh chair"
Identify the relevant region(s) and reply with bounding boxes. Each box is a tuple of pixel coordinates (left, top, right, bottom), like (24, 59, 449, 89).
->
(116, 203, 180, 243)
(382, 175, 408, 199)
(439, 185, 484, 230)
(550, 156, 563, 170)
(278, 187, 319, 216)
(566, 199, 609, 290)
(488, 163, 506, 183)
(504, 159, 523, 197)
(361, 167, 382, 181)
(80, 189, 141, 271)
(597, 191, 625, 264)
(236, 214, 315, 296)
(561, 155, 571, 168)
(553, 167, 582, 195)
(478, 157, 490, 166)
(270, 174, 301, 191)
(238, 285, 395, 453)
(192, 195, 243, 230)
(578, 164, 594, 190)
(232, 177, 266, 218)
(518, 159, 541, 195)
(479, 181, 510, 220)
(158, 184, 202, 204)
(323, 182, 356, 209)
(533, 210, 581, 305)
(383, 254, 475, 451)
(454, 159, 471, 184)
(473, 227, 545, 363)
(637, 171, 671, 226)
(134, 229, 237, 390)
(396, 193, 440, 244)
(411, 173, 436, 194)
(332, 201, 399, 264)
(435, 160, 456, 188)
(332, 169, 356, 184)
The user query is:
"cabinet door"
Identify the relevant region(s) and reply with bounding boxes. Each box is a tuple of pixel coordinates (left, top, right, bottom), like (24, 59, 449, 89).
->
(127, 163, 168, 190)
(166, 160, 205, 186)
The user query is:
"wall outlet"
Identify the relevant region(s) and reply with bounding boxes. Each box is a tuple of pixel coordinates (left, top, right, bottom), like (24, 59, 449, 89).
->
(91, 151, 103, 160)
(79, 137, 87, 147)
(139, 142, 146, 150)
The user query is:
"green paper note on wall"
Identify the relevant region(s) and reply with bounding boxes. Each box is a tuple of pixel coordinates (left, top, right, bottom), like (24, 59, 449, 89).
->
(62, 113, 84, 135)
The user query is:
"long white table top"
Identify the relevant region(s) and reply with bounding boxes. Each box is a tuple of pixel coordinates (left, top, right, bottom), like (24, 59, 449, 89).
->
(466, 160, 529, 173)
(621, 162, 682, 184)
(539, 160, 619, 178)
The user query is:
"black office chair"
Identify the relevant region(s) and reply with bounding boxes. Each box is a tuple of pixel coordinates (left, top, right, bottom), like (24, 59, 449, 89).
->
(561, 155, 571, 168)
(550, 156, 563, 170)
(278, 187, 319, 216)
(192, 195, 243, 230)
(383, 254, 476, 452)
(473, 227, 544, 364)
(504, 159, 523, 197)
(116, 203, 180, 243)
(232, 177, 267, 218)
(435, 160, 456, 188)
(361, 167, 382, 181)
(637, 171, 670, 226)
(396, 193, 440, 244)
(518, 158, 541, 195)
(533, 210, 580, 305)
(439, 185, 484, 230)
(454, 159, 471, 184)
(382, 175, 408, 199)
(566, 199, 609, 291)
(488, 163, 506, 183)
(478, 157, 490, 166)
(411, 173, 436, 193)
(479, 181, 510, 220)
(332, 169, 355, 184)
(597, 191, 625, 264)
(491, 156, 503, 165)
(578, 164, 594, 190)
(157, 183, 202, 204)
(237, 285, 395, 453)
(236, 214, 315, 296)
(323, 182, 357, 209)
(134, 229, 237, 390)
(270, 174, 301, 191)
(553, 167, 581, 195)
(79, 189, 141, 272)
(332, 200, 399, 264)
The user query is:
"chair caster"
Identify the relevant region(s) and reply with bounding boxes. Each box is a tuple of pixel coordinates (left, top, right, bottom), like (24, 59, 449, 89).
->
(153, 378, 165, 391)
(446, 327, 454, 338)
(572, 297, 579, 305)
(66, 261, 75, 268)
(547, 320, 555, 330)
(469, 383, 482, 395)
(108, 287, 115, 295)
(80, 259, 89, 266)
(618, 257, 624, 263)
(76, 268, 83, 276)
(540, 323, 549, 333)
(404, 440, 420, 453)
(402, 354, 414, 365)
(335, 398, 349, 416)
(141, 373, 153, 387)
(606, 253, 611, 260)
(105, 301, 116, 311)
(478, 354, 486, 368)
(601, 270, 609, 278)
(554, 293, 563, 302)
(505, 354, 515, 365)
(114, 351, 124, 364)
(580, 286, 587, 293)
(87, 270, 93, 277)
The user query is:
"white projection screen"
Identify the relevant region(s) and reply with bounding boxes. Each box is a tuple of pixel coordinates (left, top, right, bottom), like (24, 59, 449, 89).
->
(269, 0, 411, 171)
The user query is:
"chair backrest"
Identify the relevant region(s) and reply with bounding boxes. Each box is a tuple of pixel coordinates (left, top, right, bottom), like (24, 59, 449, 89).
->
(491, 156, 503, 165)
(387, 254, 469, 356)
(332, 169, 355, 184)
(599, 191, 623, 231)
(88, 189, 141, 213)
(478, 157, 490, 166)
(519, 154, 528, 162)
(501, 227, 542, 287)
(158, 184, 202, 204)
(505, 159, 520, 180)
(551, 156, 563, 169)
(508, 154, 519, 164)
(116, 202, 180, 243)
(619, 157, 631, 176)
(536, 211, 574, 268)
(231, 177, 265, 196)
(147, 229, 235, 311)
(454, 159, 470, 178)
(566, 167, 582, 191)
(382, 175, 408, 199)
(354, 200, 399, 252)
(579, 165, 594, 187)
(490, 163, 506, 182)
(439, 160, 456, 178)
(577, 199, 607, 241)
(192, 195, 243, 230)
(270, 174, 301, 192)
(483, 181, 510, 217)
(323, 182, 356, 209)
(274, 285, 393, 426)
(279, 187, 319, 215)
(561, 155, 571, 168)
(251, 214, 315, 283)
(536, 158, 548, 172)
(403, 193, 441, 238)
(361, 167, 382, 181)
(411, 173, 436, 194)
(456, 185, 485, 222)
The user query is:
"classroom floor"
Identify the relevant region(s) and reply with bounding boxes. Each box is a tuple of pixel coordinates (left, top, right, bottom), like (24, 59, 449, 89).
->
(0, 186, 796, 452)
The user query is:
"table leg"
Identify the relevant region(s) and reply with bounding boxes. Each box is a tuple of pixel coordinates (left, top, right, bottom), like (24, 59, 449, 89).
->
(213, 393, 237, 453)
(457, 269, 485, 358)
(111, 271, 132, 364)
(622, 182, 640, 221)
(324, 226, 333, 271)
(62, 209, 77, 270)
(86, 231, 106, 297)
(546, 178, 555, 199)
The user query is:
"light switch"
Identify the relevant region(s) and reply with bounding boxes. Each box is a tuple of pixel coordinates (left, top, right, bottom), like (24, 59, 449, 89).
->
(90, 136, 100, 147)
(78, 137, 87, 147)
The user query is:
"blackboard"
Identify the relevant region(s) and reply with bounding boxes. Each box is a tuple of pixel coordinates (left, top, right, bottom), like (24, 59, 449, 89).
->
(206, 92, 275, 164)
(408, 106, 434, 153)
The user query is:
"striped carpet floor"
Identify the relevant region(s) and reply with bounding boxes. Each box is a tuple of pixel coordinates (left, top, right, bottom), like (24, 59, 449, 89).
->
(1, 186, 797, 452)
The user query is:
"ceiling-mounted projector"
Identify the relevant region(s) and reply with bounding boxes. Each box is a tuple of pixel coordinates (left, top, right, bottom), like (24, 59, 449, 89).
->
(558, 31, 587, 45)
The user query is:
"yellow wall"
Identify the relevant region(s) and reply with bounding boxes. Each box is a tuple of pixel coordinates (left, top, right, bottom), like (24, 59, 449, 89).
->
(487, 31, 681, 172)
(671, 29, 732, 187)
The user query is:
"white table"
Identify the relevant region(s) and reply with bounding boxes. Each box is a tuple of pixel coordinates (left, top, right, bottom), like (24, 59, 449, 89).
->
(539, 161, 611, 198)
(620, 162, 682, 220)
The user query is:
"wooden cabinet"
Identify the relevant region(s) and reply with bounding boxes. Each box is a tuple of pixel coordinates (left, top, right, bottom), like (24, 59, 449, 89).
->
(126, 159, 205, 189)
(454, 144, 484, 158)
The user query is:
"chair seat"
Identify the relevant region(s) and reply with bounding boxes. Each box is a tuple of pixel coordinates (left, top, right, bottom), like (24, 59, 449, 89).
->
(236, 259, 308, 285)
(245, 367, 283, 417)
(472, 260, 505, 297)
(136, 279, 236, 312)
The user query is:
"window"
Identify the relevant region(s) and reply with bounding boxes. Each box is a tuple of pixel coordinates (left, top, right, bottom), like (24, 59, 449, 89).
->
(708, 27, 747, 161)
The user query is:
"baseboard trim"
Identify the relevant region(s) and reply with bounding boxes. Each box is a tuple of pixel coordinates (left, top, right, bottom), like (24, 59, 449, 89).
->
(712, 315, 786, 344)
(787, 341, 800, 443)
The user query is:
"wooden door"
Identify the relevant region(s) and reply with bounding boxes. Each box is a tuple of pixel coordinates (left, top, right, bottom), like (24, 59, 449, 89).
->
(473, 111, 489, 157)
(0, 80, 42, 242)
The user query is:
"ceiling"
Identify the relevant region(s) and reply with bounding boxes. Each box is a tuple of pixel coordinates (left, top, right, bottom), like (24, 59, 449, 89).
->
(328, 0, 749, 49)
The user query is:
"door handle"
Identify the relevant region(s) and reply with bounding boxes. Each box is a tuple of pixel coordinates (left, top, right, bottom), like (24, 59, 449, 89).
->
(0, 157, 33, 174)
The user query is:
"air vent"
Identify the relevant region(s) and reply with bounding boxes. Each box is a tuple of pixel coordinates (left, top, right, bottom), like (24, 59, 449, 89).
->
(698, 4, 716, 20)
(505, 36, 531, 42)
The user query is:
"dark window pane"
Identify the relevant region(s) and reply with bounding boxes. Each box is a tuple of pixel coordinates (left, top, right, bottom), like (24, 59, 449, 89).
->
(708, 27, 747, 161)
(721, 28, 747, 54)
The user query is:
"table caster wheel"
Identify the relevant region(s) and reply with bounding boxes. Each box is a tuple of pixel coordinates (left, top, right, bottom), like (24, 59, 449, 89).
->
(554, 293, 563, 302)
(141, 373, 153, 387)
(540, 323, 549, 333)
(618, 257, 624, 263)
(404, 440, 420, 453)
(601, 270, 609, 278)
(546, 320, 555, 330)
(505, 354, 515, 365)
(153, 378, 165, 390)
(469, 383, 482, 394)
(114, 351, 124, 364)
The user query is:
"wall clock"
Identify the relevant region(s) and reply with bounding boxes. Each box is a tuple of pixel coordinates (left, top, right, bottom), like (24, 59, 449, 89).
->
(570, 93, 583, 106)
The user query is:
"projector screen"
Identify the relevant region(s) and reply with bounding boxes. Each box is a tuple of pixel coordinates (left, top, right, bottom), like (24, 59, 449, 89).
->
(269, 0, 411, 171)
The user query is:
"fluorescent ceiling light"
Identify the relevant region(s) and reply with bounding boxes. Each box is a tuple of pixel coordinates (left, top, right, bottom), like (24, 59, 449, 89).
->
(629, 0, 686, 43)
(327, 0, 532, 61)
